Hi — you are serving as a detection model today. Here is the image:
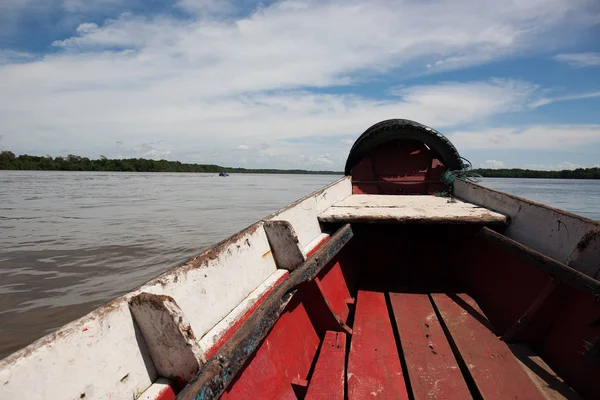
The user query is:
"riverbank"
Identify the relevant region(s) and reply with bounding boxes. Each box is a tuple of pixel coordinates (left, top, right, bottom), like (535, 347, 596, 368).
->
(1, 151, 599, 178)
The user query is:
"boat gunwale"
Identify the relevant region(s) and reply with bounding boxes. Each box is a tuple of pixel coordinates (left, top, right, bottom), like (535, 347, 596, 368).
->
(455, 178, 600, 227)
(0, 176, 350, 368)
(176, 223, 354, 400)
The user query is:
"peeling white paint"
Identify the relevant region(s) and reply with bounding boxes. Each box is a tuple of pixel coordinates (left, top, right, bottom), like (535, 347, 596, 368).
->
(0, 300, 157, 400)
(198, 269, 288, 355)
(269, 177, 351, 249)
(135, 222, 278, 344)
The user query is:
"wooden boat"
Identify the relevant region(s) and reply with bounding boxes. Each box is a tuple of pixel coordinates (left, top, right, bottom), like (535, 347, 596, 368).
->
(1, 119, 599, 400)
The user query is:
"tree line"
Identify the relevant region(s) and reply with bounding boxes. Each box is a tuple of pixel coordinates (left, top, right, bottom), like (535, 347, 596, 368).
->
(472, 168, 600, 179)
(1, 151, 599, 178)
(0, 151, 341, 175)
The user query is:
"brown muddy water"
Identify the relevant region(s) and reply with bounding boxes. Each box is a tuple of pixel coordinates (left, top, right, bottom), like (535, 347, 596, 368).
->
(1, 172, 599, 359)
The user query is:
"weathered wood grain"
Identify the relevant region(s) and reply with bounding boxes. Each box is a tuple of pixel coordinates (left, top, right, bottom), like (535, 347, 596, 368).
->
(176, 224, 353, 400)
(476, 227, 600, 297)
(305, 331, 346, 400)
(347, 291, 409, 400)
(318, 195, 507, 224)
(389, 293, 470, 399)
(431, 293, 545, 399)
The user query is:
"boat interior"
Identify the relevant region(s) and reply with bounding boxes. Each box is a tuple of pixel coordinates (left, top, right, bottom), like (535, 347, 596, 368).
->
(204, 222, 598, 400)
(178, 121, 600, 400)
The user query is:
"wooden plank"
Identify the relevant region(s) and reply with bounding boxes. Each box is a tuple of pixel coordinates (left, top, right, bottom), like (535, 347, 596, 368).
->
(502, 278, 560, 342)
(305, 331, 346, 400)
(264, 220, 306, 271)
(454, 179, 600, 272)
(221, 295, 320, 400)
(327, 194, 474, 208)
(431, 293, 545, 399)
(508, 344, 582, 400)
(476, 227, 600, 297)
(389, 293, 470, 399)
(318, 195, 507, 224)
(347, 291, 409, 400)
(128, 293, 204, 382)
(302, 280, 353, 335)
(177, 224, 353, 400)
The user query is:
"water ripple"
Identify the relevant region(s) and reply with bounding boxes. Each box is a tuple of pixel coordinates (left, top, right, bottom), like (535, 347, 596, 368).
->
(0, 171, 339, 359)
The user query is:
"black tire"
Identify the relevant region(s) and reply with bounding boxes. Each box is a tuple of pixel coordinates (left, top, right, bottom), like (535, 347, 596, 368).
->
(344, 119, 464, 175)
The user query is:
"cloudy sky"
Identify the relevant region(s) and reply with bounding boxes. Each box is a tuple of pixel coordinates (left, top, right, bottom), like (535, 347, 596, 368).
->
(1, 0, 599, 170)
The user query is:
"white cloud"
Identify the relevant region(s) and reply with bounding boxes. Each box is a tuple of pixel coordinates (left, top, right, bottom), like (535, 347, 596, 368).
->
(449, 125, 600, 150)
(0, 79, 538, 159)
(479, 160, 505, 168)
(1, 0, 599, 169)
(554, 52, 600, 67)
(236, 144, 251, 150)
(530, 90, 600, 108)
(176, 0, 236, 15)
(0, 50, 34, 65)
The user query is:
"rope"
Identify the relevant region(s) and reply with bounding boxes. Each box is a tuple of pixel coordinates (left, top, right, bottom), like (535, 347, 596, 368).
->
(441, 157, 481, 185)
(436, 157, 481, 198)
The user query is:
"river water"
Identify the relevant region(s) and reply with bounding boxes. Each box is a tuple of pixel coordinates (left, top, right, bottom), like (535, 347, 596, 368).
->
(1, 172, 599, 359)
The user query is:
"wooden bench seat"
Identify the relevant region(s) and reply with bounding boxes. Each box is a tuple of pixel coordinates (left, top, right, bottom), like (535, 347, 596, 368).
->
(317, 195, 507, 225)
(305, 331, 346, 400)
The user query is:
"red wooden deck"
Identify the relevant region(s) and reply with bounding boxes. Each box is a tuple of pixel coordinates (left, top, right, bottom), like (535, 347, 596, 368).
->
(347, 291, 409, 400)
(389, 292, 471, 399)
(305, 331, 346, 400)
(301, 290, 545, 400)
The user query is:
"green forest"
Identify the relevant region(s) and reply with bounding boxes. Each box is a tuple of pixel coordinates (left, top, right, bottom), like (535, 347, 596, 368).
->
(472, 168, 600, 179)
(1, 151, 599, 178)
(0, 151, 341, 174)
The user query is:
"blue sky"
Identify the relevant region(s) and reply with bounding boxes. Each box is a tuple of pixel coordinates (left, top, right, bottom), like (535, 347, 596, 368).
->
(1, 0, 599, 170)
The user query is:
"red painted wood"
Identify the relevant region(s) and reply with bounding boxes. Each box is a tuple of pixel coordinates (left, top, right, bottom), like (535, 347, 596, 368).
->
(453, 233, 555, 338)
(306, 235, 330, 258)
(389, 293, 470, 399)
(305, 331, 346, 400)
(152, 385, 176, 400)
(204, 272, 289, 359)
(431, 293, 544, 399)
(316, 259, 351, 323)
(351, 140, 448, 195)
(291, 378, 309, 399)
(221, 293, 320, 400)
(347, 290, 409, 400)
(536, 286, 600, 399)
(351, 156, 379, 194)
(302, 280, 352, 335)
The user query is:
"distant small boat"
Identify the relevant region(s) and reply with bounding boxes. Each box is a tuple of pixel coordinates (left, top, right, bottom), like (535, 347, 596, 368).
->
(219, 171, 229, 177)
(1, 118, 599, 400)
